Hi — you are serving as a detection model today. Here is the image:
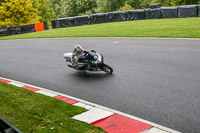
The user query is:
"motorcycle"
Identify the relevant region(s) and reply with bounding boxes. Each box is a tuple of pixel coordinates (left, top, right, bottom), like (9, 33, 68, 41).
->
(63, 50, 113, 74)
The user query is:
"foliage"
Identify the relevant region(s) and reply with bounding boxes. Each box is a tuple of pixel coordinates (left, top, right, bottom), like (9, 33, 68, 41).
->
(140, 0, 153, 8)
(1, 0, 199, 27)
(49, 0, 62, 19)
(117, 4, 134, 11)
(59, 0, 97, 17)
(96, 0, 126, 13)
(169, 0, 200, 6)
(33, 0, 55, 24)
(0, 0, 40, 28)
(1, 17, 200, 40)
(139, 0, 199, 8)
(126, 0, 142, 9)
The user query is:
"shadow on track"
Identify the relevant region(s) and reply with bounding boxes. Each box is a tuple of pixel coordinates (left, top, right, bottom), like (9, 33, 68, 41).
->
(69, 71, 113, 81)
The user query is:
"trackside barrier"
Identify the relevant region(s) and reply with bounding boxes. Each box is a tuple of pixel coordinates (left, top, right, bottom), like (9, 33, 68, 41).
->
(0, 116, 22, 133)
(74, 15, 91, 26)
(108, 11, 127, 22)
(57, 17, 75, 28)
(0, 22, 48, 37)
(145, 9, 154, 19)
(161, 7, 178, 18)
(178, 5, 198, 18)
(127, 9, 146, 21)
(51, 4, 200, 29)
(198, 5, 200, 17)
(154, 8, 162, 19)
(90, 13, 109, 24)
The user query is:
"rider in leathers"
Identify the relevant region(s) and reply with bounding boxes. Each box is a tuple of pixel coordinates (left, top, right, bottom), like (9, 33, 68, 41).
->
(72, 45, 96, 70)
(72, 45, 88, 70)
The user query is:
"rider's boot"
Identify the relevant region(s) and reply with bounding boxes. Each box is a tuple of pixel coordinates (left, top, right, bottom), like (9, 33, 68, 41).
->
(67, 64, 74, 68)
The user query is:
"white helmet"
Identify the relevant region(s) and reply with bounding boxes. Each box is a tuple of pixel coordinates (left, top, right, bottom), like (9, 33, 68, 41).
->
(74, 45, 83, 53)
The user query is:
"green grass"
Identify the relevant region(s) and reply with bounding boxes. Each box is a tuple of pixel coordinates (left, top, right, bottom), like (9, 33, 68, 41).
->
(0, 17, 200, 40)
(0, 82, 106, 133)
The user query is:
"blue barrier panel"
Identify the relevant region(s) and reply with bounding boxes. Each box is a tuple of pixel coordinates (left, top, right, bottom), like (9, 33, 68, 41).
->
(57, 17, 75, 28)
(153, 8, 162, 19)
(178, 5, 197, 18)
(0, 24, 35, 36)
(0, 27, 15, 36)
(197, 4, 200, 17)
(74, 15, 91, 26)
(20, 24, 35, 33)
(90, 13, 109, 24)
(127, 9, 146, 21)
(0, 27, 7, 36)
(145, 9, 154, 19)
(51, 20, 57, 28)
(108, 11, 127, 22)
(161, 6, 178, 18)
(0, 116, 22, 133)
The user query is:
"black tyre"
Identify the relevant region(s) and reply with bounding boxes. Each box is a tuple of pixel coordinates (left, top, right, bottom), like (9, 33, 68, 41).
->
(102, 64, 113, 74)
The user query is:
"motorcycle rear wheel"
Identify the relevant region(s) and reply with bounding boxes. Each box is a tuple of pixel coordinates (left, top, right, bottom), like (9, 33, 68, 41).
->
(102, 64, 113, 74)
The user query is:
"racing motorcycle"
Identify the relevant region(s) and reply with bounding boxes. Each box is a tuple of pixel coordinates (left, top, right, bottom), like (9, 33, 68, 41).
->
(63, 50, 113, 74)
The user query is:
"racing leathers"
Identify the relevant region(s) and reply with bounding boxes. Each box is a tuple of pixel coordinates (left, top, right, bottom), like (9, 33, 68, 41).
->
(72, 49, 88, 70)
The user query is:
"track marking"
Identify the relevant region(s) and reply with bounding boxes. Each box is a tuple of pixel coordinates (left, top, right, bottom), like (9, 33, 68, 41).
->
(0, 77, 181, 133)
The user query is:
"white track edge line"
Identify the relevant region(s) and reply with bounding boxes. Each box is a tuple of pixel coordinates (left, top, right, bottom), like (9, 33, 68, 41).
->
(111, 37, 200, 40)
(2, 37, 200, 41)
(0, 77, 181, 133)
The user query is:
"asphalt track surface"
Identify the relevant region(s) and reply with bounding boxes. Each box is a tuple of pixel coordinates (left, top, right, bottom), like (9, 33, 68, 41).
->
(0, 38, 200, 133)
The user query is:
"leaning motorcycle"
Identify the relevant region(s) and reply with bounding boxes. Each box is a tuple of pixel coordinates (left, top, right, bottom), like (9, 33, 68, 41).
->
(63, 51, 113, 74)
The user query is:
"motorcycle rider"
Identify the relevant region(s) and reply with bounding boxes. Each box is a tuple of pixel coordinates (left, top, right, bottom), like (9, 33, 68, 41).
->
(72, 45, 97, 70)
(72, 45, 88, 70)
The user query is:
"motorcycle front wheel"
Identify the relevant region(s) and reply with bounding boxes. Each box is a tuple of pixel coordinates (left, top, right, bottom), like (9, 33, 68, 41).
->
(102, 64, 113, 74)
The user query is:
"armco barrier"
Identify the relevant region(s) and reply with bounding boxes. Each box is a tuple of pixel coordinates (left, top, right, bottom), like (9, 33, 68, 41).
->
(21, 24, 36, 33)
(145, 9, 154, 19)
(0, 22, 48, 37)
(197, 5, 200, 17)
(57, 17, 75, 28)
(178, 5, 198, 18)
(161, 6, 178, 18)
(198, 5, 200, 17)
(0, 27, 16, 36)
(90, 13, 109, 24)
(0, 22, 48, 36)
(51, 4, 199, 29)
(153, 8, 162, 19)
(51, 20, 57, 28)
(127, 9, 146, 21)
(0, 116, 22, 133)
(108, 11, 127, 22)
(74, 15, 91, 26)
(144, 8, 162, 19)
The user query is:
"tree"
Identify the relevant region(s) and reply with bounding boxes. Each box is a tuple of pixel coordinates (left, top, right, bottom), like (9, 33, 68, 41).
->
(126, 0, 142, 9)
(96, 0, 126, 13)
(49, 0, 62, 19)
(140, 0, 199, 8)
(0, 0, 40, 28)
(149, 0, 171, 7)
(33, 0, 55, 24)
(139, 0, 153, 8)
(117, 4, 134, 11)
(60, 0, 97, 17)
(170, 0, 199, 5)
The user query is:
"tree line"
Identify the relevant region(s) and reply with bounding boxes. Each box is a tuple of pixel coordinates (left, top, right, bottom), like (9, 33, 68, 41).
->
(0, 0, 199, 28)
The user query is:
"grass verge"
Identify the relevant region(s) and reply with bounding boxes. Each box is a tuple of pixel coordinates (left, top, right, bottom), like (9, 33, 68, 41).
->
(0, 17, 200, 40)
(0, 82, 105, 133)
